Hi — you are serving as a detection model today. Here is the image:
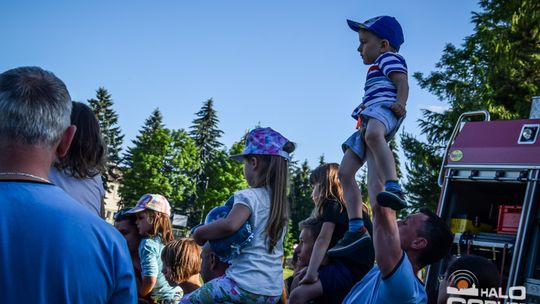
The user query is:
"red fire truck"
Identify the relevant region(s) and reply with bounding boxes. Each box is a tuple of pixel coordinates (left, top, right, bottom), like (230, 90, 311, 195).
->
(425, 110, 540, 303)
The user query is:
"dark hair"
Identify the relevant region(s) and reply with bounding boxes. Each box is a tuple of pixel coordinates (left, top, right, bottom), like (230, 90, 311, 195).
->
(298, 217, 323, 240)
(417, 208, 454, 267)
(445, 255, 500, 289)
(114, 207, 136, 223)
(54, 101, 107, 178)
(248, 141, 295, 253)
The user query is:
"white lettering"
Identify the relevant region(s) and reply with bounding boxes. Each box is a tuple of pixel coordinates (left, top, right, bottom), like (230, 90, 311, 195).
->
(447, 297, 466, 304)
(488, 289, 499, 298)
(498, 287, 508, 299)
(467, 299, 483, 304)
(480, 288, 490, 297)
(508, 287, 526, 300)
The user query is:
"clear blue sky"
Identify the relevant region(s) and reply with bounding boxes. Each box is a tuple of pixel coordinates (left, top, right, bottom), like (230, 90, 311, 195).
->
(1, 0, 479, 172)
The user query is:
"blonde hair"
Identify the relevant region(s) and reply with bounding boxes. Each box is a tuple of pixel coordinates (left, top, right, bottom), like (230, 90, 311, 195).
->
(144, 209, 174, 244)
(309, 163, 346, 218)
(248, 142, 295, 253)
(309, 163, 369, 218)
(161, 238, 202, 283)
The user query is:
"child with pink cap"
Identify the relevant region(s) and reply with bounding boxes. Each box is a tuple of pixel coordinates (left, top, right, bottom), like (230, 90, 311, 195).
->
(127, 193, 182, 303)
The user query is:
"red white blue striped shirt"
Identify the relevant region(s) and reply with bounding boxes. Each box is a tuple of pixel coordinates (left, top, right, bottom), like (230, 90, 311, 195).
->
(352, 52, 407, 120)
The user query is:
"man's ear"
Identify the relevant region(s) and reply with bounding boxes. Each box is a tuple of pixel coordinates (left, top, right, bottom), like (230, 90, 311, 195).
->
(411, 237, 428, 251)
(56, 125, 76, 157)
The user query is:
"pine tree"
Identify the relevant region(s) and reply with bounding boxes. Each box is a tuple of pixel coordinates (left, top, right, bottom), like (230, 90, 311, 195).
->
(193, 142, 247, 227)
(288, 160, 313, 241)
(120, 109, 199, 209)
(88, 87, 124, 192)
(189, 99, 225, 221)
(403, 0, 540, 210)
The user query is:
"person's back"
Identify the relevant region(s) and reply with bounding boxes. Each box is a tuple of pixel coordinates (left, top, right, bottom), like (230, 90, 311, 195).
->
(49, 166, 105, 215)
(0, 66, 136, 303)
(0, 181, 135, 303)
(49, 101, 107, 217)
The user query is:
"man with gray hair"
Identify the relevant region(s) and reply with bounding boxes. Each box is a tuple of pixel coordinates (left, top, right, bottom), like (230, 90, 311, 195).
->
(0, 66, 137, 303)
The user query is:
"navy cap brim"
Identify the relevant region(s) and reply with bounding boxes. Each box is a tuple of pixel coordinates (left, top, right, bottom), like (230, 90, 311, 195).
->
(347, 19, 366, 32)
(126, 206, 145, 214)
(229, 154, 244, 162)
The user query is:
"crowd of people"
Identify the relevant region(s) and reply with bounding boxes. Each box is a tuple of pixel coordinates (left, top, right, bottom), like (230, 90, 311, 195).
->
(0, 14, 501, 304)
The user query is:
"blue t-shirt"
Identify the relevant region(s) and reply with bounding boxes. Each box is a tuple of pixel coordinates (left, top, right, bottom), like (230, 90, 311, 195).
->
(0, 181, 137, 303)
(342, 252, 427, 304)
(352, 52, 408, 120)
(139, 235, 182, 301)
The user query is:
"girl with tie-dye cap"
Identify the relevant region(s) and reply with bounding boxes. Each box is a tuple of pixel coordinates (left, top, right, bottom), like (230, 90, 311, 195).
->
(188, 127, 295, 304)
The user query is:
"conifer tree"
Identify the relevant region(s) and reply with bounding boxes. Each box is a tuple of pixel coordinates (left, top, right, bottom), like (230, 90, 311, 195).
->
(88, 87, 124, 192)
(189, 99, 226, 221)
(120, 109, 199, 209)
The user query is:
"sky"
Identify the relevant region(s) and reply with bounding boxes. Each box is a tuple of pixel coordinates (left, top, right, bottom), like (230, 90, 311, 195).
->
(1, 0, 480, 172)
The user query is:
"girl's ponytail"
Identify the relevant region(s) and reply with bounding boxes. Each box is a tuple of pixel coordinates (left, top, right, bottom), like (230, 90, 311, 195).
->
(257, 142, 295, 253)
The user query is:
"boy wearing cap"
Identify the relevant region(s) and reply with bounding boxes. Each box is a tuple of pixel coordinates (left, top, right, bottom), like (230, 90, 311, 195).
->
(329, 15, 409, 256)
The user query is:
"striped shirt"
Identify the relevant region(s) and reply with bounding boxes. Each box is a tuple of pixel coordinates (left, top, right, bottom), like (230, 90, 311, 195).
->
(352, 52, 407, 120)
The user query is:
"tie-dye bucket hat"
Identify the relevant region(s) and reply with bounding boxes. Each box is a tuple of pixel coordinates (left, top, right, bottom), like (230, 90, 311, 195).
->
(230, 127, 291, 161)
(127, 193, 171, 216)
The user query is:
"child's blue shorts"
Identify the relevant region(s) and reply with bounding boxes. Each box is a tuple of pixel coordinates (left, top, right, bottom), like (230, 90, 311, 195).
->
(342, 101, 404, 162)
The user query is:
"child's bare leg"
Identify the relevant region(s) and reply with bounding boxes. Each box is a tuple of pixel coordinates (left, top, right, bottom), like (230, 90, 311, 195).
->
(327, 149, 370, 256)
(364, 119, 397, 181)
(364, 119, 406, 210)
(339, 149, 364, 220)
(288, 281, 324, 304)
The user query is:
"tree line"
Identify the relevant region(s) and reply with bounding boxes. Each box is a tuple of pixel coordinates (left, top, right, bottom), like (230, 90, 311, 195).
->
(85, 0, 539, 256)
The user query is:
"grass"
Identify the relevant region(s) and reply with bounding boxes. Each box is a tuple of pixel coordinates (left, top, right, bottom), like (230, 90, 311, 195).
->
(283, 267, 294, 280)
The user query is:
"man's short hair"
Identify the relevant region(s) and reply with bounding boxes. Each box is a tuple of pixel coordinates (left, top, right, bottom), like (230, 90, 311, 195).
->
(0, 66, 71, 146)
(298, 217, 323, 239)
(417, 208, 454, 267)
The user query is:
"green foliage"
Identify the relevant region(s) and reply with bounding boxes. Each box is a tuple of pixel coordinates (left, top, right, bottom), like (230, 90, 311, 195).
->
(190, 98, 224, 165)
(404, 0, 540, 211)
(88, 87, 124, 192)
(401, 132, 440, 211)
(283, 219, 296, 259)
(288, 160, 313, 242)
(195, 143, 247, 226)
(120, 109, 200, 210)
(188, 100, 246, 226)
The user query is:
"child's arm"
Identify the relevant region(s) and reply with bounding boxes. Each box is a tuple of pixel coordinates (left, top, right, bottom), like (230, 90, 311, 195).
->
(192, 203, 251, 245)
(388, 72, 409, 117)
(298, 222, 335, 285)
(140, 276, 157, 296)
(138, 239, 159, 296)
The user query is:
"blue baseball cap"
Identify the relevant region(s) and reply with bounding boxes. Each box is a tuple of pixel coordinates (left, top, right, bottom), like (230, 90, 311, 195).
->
(347, 16, 404, 51)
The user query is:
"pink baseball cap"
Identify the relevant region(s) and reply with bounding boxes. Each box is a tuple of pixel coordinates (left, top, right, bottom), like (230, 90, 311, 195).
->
(127, 194, 171, 216)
